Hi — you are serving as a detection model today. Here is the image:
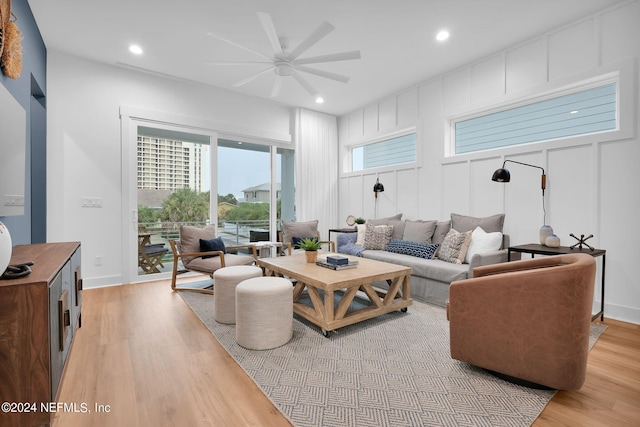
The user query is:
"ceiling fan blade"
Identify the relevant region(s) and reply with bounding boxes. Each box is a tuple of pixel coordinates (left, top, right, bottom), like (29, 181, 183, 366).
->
(204, 61, 273, 66)
(287, 21, 335, 60)
(257, 12, 284, 57)
(293, 50, 361, 65)
(271, 76, 284, 98)
(206, 32, 272, 61)
(295, 65, 350, 83)
(291, 71, 319, 97)
(232, 67, 274, 87)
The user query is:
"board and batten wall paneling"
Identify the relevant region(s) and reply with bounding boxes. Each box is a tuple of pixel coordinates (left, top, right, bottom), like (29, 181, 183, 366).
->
(506, 38, 548, 93)
(599, 139, 640, 318)
(601, 1, 640, 64)
(397, 89, 419, 129)
(546, 144, 595, 243)
(549, 19, 598, 81)
(469, 158, 504, 219)
(378, 96, 397, 132)
(501, 152, 546, 245)
(395, 168, 419, 220)
(470, 55, 506, 104)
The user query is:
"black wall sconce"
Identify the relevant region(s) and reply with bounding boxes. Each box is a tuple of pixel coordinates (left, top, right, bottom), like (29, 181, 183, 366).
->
(373, 178, 384, 198)
(491, 160, 546, 196)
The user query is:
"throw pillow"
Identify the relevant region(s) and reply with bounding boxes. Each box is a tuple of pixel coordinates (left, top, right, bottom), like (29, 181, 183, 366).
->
(432, 220, 451, 245)
(180, 224, 217, 264)
(402, 220, 437, 244)
(199, 237, 226, 258)
(367, 213, 403, 226)
(386, 239, 439, 259)
(281, 220, 319, 245)
(464, 226, 503, 263)
(355, 223, 367, 246)
(451, 213, 505, 233)
(435, 229, 472, 264)
(363, 223, 394, 250)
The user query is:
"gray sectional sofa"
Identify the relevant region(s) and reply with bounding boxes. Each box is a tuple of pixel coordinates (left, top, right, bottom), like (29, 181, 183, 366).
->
(337, 213, 516, 307)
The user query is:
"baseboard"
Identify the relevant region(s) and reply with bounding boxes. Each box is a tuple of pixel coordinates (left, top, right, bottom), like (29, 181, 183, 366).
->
(601, 301, 640, 325)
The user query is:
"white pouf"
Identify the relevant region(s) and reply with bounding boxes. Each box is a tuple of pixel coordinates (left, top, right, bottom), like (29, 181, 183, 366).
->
(236, 277, 293, 350)
(213, 265, 263, 324)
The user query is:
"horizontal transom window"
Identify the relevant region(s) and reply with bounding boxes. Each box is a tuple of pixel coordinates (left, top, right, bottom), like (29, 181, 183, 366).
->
(454, 82, 617, 154)
(352, 132, 416, 171)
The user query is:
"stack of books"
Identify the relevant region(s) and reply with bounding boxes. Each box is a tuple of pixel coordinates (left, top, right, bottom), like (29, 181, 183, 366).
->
(316, 255, 358, 270)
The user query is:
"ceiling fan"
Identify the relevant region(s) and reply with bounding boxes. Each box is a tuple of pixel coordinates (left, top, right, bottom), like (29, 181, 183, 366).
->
(206, 12, 361, 98)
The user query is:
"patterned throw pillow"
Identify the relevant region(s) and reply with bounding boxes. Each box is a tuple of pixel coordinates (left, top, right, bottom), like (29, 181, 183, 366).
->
(386, 240, 439, 259)
(435, 229, 472, 264)
(363, 223, 394, 250)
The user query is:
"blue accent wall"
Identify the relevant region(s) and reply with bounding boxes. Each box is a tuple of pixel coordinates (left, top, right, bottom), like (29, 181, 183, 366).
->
(0, 0, 47, 244)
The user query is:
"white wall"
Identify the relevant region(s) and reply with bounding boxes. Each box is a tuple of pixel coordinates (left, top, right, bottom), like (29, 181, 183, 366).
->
(47, 51, 292, 287)
(338, 0, 640, 324)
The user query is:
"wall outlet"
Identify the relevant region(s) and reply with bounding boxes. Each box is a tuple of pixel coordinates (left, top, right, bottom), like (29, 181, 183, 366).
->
(82, 197, 103, 208)
(95, 256, 103, 266)
(4, 195, 25, 206)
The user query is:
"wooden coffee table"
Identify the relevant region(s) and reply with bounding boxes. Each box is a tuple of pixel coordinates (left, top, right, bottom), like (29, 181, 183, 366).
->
(257, 253, 412, 336)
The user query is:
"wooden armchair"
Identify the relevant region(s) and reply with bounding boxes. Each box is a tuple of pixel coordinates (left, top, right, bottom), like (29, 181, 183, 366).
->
(279, 220, 335, 256)
(170, 225, 257, 294)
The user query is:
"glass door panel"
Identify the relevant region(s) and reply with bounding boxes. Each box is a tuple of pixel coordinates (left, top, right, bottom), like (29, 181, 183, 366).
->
(136, 126, 211, 277)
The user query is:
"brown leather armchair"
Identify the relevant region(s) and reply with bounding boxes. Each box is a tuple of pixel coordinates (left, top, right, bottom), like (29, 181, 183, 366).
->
(447, 253, 596, 390)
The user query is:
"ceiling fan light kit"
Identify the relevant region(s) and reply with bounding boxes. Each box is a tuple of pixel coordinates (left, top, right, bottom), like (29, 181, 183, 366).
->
(206, 12, 361, 99)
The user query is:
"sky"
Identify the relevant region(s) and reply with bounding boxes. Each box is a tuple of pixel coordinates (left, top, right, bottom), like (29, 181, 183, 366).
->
(217, 146, 272, 200)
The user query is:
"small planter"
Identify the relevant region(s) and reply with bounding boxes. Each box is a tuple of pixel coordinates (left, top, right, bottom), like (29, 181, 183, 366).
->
(305, 251, 318, 264)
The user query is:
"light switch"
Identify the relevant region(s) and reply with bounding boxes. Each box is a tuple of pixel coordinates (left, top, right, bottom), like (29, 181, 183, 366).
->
(81, 197, 103, 208)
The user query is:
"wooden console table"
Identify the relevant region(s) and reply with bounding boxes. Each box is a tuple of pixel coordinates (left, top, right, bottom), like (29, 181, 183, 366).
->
(0, 242, 82, 427)
(508, 243, 606, 321)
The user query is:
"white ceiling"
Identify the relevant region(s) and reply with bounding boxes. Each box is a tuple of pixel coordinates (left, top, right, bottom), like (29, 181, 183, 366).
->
(28, 0, 624, 116)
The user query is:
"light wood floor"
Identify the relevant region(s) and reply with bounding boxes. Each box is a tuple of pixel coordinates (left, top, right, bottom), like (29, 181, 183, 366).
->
(53, 279, 640, 427)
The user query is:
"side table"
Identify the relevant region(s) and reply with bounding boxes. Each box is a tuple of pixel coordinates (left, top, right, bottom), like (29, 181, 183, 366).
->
(508, 244, 606, 321)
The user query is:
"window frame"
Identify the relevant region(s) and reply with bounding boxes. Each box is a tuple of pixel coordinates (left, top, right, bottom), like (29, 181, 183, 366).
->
(344, 127, 419, 175)
(444, 60, 635, 159)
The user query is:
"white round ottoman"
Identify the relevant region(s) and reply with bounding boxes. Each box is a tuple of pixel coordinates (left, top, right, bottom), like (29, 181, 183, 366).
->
(213, 265, 263, 324)
(235, 277, 293, 350)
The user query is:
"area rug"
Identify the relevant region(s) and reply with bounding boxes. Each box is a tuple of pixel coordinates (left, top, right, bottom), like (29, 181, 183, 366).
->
(179, 286, 606, 427)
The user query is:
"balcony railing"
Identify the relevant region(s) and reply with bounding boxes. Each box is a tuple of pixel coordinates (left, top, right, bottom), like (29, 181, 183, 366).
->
(138, 219, 272, 275)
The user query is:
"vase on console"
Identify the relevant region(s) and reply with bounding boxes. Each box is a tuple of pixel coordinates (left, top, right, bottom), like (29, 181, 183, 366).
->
(0, 221, 12, 275)
(539, 225, 554, 246)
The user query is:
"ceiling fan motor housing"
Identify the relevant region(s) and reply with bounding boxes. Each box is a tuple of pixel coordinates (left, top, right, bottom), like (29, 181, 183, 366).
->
(275, 61, 293, 76)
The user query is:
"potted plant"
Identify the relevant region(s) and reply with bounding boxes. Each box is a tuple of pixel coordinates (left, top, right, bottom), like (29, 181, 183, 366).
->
(297, 237, 322, 263)
(354, 217, 366, 225)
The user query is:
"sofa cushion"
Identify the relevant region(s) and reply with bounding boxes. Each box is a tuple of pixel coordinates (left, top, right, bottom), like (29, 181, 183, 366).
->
(432, 221, 451, 244)
(355, 223, 367, 246)
(464, 226, 503, 263)
(363, 223, 394, 250)
(281, 220, 318, 244)
(180, 224, 217, 264)
(402, 220, 437, 244)
(363, 250, 469, 283)
(451, 213, 505, 233)
(386, 239, 439, 259)
(367, 213, 402, 226)
(436, 229, 472, 264)
(186, 252, 255, 272)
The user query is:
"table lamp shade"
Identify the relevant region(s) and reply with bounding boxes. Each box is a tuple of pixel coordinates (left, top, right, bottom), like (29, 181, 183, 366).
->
(0, 221, 12, 275)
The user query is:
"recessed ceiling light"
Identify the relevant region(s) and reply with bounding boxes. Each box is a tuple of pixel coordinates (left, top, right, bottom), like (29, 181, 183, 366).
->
(315, 97, 324, 104)
(129, 44, 143, 55)
(436, 30, 450, 42)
